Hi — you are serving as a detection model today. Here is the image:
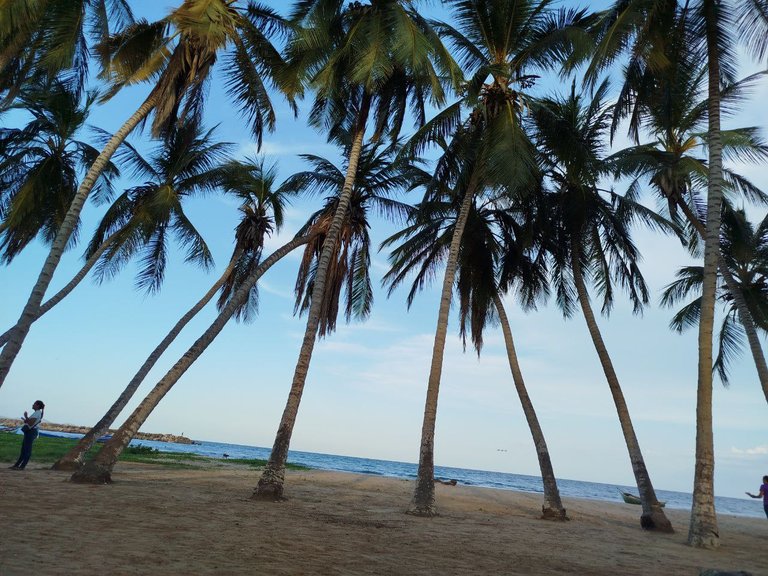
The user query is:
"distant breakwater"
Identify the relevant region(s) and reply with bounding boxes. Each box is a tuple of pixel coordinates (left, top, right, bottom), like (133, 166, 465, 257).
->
(0, 417, 195, 445)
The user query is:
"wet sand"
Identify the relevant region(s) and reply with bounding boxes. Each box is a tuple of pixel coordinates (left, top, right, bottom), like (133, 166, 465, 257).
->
(1, 463, 765, 575)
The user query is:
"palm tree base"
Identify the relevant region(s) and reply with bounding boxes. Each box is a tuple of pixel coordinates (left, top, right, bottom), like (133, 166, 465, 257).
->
(687, 518, 719, 549)
(541, 506, 569, 521)
(687, 532, 719, 549)
(641, 510, 674, 533)
(51, 458, 83, 472)
(251, 472, 285, 501)
(405, 502, 438, 517)
(70, 462, 112, 484)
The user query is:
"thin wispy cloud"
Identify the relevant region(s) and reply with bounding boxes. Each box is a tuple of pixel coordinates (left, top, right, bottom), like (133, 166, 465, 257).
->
(730, 445, 768, 456)
(238, 140, 338, 159)
(258, 279, 293, 300)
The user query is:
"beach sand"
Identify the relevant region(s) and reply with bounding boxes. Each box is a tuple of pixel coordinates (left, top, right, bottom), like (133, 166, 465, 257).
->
(1, 463, 765, 576)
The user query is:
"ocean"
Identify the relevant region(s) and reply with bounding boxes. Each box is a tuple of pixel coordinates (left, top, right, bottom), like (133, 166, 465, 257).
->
(77, 433, 764, 520)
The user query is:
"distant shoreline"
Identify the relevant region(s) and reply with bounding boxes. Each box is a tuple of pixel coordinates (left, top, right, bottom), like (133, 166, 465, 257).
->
(0, 417, 195, 444)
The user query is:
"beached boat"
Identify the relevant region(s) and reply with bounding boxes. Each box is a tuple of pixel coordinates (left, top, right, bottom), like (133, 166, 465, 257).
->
(621, 491, 666, 507)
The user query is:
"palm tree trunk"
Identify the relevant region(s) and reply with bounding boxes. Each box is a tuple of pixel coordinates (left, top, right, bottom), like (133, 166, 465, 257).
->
(570, 241, 673, 532)
(70, 235, 311, 484)
(0, 93, 158, 389)
(52, 248, 243, 471)
(407, 183, 476, 517)
(0, 232, 118, 348)
(252, 94, 372, 501)
(675, 198, 768, 404)
(688, 0, 723, 549)
(493, 294, 567, 520)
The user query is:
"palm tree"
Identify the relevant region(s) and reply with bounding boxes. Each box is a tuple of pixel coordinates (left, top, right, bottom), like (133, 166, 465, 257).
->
(530, 81, 675, 532)
(383, 193, 568, 520)
(0, 0, 289, 389)
(282, 142, 419, 338)
(589, 0, 768, 548)
(55, 157, 291, 471)
(0, 79, 119, 263)
(251, 0, 461, 501)
(390, 0, 589, 516)
(605, 3, 768, 405)
(661, 206, 768, 386)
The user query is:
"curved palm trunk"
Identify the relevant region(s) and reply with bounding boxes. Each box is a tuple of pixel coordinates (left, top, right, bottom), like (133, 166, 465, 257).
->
(675, 199, 768, 404)
(52, 249, 243, 471)
(0, 232, 118, 348)
(407, 184, 476, 517)
(688, 0, 722, 549)
(0, 93, 158, 389)
(252, 95, 371, 501)
(570, 241, 673, 532)
(70, 235, 311, 484)
(493, 294, 567, 520)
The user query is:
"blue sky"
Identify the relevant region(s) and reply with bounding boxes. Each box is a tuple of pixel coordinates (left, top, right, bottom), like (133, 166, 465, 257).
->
(1, 1, 767, 501)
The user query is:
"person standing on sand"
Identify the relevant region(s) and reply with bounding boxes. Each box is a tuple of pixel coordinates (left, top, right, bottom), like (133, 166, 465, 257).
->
(10, 400, 45, 470)
(745, 475, 768, 519)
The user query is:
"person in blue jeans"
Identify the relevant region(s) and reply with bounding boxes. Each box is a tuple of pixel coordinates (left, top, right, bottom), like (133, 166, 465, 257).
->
(745, 475, 768, 519)
(10, 400, 45, 470)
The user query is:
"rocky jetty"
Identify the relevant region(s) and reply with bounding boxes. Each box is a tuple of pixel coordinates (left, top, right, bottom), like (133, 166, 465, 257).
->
(0, 417, 196, 444)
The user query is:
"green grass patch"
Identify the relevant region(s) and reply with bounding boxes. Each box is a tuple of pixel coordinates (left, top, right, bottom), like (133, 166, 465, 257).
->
(0, 432, 309, 470)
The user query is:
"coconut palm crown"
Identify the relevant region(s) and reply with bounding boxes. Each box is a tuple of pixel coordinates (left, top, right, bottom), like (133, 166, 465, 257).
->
(0, 0, 134, 102)
(661, 205, 768, 385)
(0, 79, 119, 263)
(85, 120, 231, 294)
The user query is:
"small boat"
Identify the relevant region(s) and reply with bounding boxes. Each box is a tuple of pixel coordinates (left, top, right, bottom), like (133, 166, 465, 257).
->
(621, 491, 665, 507)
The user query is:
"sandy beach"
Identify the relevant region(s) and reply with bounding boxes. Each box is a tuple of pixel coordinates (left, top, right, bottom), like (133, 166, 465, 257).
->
(1, 463, 765, 576)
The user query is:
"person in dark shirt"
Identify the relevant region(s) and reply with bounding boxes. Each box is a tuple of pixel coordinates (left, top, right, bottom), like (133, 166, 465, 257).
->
(745, 475, 768, 519)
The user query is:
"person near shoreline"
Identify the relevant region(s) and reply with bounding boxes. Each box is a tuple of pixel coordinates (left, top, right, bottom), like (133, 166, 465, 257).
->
(10, 400, 45, 470)
(745, 475, 768, 519)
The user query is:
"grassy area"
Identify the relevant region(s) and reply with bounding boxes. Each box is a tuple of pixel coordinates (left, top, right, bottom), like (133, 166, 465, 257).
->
(0, 432, 308, 470)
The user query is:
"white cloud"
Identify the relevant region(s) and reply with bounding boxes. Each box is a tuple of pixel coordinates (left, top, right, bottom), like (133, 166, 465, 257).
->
(238, 140, 338, 159)
(257, 280, 293, 300)
(730, 445, 768, 456)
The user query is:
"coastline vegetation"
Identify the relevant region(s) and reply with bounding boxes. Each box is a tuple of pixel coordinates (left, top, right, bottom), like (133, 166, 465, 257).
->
(0, 432, 309, 470)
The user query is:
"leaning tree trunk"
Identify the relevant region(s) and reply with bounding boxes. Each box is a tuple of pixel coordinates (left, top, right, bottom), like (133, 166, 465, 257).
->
(70, 235, 311, 484)
(688, 0, 723, 549)
(0, 93, 158, 389)
(570, 242, 673, 532)
(53, 248, 243, 471)
(493, 294, 567, 520)
(0, 232, 119, 348)
(251, 95, 371, 502)
(407, 183, 477, 517)
(675, 198, 768, 405)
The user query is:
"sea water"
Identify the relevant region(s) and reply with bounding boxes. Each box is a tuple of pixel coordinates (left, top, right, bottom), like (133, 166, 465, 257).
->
(91, 434, 764, 520)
